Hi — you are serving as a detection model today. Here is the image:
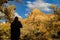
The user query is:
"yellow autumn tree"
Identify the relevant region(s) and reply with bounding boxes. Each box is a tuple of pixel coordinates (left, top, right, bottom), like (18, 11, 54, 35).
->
(50, 4, 60, 20)
(0, 0, 24, 23)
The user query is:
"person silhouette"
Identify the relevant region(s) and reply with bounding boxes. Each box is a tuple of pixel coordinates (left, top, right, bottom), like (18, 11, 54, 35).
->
(11, 16, 22, 40)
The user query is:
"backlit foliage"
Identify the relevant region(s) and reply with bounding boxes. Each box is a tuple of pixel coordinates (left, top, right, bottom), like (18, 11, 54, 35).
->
(0, 1, 60, 40)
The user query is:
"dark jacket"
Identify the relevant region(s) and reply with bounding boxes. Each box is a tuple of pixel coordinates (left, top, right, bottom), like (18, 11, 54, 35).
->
(11, 17, 22, 40)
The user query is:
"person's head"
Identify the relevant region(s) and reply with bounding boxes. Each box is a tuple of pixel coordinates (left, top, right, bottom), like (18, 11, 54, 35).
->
(14, 16, 18, 21)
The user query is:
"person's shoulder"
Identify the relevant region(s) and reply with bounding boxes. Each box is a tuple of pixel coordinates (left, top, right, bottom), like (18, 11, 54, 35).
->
(11, 21, 15, 24)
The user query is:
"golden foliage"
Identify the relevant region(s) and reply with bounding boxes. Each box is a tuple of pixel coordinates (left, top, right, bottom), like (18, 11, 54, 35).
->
(50, 4, 56, 9)
(0, 7, 60, 40)
(4, 5, 16, 23)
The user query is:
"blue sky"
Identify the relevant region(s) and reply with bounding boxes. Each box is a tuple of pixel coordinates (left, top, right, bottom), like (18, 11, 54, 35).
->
(9, 0, 60, 18)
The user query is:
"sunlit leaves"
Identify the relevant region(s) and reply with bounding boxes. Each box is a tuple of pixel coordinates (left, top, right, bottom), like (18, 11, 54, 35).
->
(4, 5, 16, 23)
